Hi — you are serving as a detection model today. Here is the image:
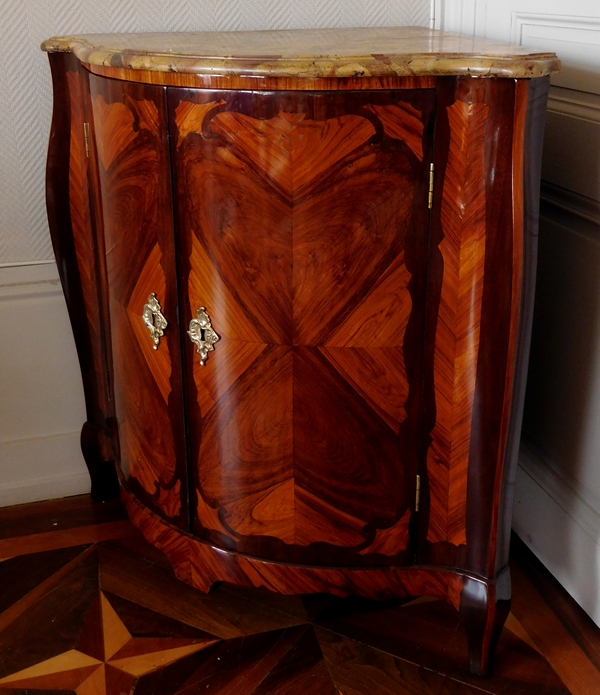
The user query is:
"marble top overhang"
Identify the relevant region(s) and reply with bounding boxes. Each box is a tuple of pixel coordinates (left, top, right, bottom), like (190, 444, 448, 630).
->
(42, 26, 560, 79)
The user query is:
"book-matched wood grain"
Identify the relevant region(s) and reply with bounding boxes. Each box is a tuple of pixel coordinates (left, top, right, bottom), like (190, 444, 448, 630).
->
(88, 76, 188, 528)
(426, 98, 489, 548)
(170, 88, 435, 566)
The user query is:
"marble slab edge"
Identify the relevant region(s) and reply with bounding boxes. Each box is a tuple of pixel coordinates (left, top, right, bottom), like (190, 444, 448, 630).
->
(41, 35, 560, 80)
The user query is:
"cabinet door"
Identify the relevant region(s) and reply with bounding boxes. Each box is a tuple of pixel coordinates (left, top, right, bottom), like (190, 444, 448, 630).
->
(170, 88, 435, 566)
(88, 75, 188, 528)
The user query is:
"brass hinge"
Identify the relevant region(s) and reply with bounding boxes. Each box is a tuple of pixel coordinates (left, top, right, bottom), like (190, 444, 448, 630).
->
(427, 163, 435, 209)
(83, 122, 90, 158)
(415, 474, 421, 512)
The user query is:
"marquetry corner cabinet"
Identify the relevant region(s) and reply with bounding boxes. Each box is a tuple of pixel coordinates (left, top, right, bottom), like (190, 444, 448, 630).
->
(43, 27, 559, 676)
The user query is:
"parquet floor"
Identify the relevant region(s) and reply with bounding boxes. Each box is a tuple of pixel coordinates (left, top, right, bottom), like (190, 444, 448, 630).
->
(0, 496, 599, 694)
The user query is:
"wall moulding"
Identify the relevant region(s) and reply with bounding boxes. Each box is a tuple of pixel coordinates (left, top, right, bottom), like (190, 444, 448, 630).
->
(514, 444, 600, 626)
(0, 432, 90, 507)
(548, 87, 600, 125)
(510, 12, 600, 94)
(510, 12, 600, 45)
(0, 262, 88, 507)
(541, 183, 600, 228)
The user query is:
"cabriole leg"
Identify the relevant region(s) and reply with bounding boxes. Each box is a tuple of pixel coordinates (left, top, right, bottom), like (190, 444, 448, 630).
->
(460, 569, 511, 676)
(81, 421, 119, 503)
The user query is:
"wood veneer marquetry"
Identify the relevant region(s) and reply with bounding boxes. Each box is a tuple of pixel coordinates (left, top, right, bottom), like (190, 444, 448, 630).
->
(88, 75, 188, 528)
(172, 87, 433, 567)
(90, 66, 440, 93)
(426, 96, 489, 549)
(121, 481, 469, 605)
(44, 30, 556, 676)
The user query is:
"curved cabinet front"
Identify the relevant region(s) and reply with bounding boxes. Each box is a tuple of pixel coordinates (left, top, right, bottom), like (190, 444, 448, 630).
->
(171, 87, 436, 566)
(45, 32, 553, 674)
(90, 75, 437, 567)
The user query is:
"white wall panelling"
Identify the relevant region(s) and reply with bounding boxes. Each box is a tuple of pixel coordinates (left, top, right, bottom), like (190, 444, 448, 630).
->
(0, 263, 89, 506)
(511, 14, 600, 93)
(514, 444, 600, 627)
(518, 203, 600, 625)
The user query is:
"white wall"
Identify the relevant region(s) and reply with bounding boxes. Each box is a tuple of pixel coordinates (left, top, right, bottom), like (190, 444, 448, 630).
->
(0, 2, 431, 505)
(0, 263, 89, 505)
(437, 0, 600, 625)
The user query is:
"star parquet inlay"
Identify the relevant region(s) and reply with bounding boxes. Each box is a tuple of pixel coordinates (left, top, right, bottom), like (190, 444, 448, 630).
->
(0, 532, 580, 695)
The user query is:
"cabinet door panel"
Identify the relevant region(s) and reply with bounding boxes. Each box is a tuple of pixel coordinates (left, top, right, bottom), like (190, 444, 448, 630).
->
(171, 89, 435, 565)
(89, 75, 188, 528)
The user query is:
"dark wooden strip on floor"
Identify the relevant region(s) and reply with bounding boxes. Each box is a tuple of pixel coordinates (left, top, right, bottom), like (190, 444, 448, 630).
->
(0, 519, 136, 559)
(103, 591, 218, 640)
(0, 546, 90, 616)
(135, 627, 307, 695)
(0, 547, 95, 632)
(0, 495, 128, 540)
(511, 532, 600, 672)
(0, 551, 98, 679)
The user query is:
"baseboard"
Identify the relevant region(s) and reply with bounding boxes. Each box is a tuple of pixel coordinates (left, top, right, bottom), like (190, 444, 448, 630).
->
(0, 430, 90, 507)
(0, 262, 90, 507)
(514, 444, 600, 627)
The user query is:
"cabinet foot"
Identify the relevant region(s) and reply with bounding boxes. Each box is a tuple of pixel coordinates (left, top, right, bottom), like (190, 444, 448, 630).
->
(81, 421, 120, 503)
(460, 569, 511, 676)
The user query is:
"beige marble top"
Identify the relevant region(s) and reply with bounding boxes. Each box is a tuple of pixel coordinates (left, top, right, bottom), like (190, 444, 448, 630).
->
(42, 26, 560, 79)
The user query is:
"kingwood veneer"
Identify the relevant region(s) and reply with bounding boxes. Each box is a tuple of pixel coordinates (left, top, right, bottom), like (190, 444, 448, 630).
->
(42, 26, 559, 676)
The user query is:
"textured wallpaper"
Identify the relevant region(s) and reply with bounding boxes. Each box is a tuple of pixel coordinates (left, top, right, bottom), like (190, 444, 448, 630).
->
(0, 0, 430, 264)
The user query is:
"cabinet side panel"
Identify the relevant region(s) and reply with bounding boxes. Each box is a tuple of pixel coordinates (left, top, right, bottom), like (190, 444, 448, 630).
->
(466, 78, 521, 577)
(493, 77, 550, 576)
(46, 54, 117, 501)
(170, 88, 435, 567)
(88, 75, 188, 528)
(422, 78, 524, 576)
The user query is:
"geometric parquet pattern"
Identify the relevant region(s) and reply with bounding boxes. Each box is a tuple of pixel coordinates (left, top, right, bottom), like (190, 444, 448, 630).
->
(0, 496, 599, 694)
